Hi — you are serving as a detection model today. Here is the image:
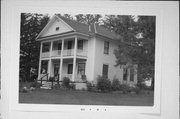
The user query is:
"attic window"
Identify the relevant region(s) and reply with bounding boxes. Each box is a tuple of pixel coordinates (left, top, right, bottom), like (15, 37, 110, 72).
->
(56, 27, 59, 31)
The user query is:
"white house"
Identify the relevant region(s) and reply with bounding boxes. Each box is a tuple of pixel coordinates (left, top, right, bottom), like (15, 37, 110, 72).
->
(36, 14, 137, 89)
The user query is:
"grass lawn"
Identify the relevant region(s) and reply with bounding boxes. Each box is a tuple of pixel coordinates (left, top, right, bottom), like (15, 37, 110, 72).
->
(19, 88, 154, 106)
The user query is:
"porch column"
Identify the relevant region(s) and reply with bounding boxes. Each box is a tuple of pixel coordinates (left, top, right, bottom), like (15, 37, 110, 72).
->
(38, 42, 42, 79)
(72, 36, 77, 82)
(59, 39, 64, 81)
(48, 59, 52, 79)
(48, 41, 53, 79)
(49, 41, 53, 57)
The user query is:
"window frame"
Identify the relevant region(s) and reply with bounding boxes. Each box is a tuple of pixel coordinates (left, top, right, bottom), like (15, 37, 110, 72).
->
(55, 27, 59, 31)
(78, 63, 85, 75)
(42, 42, 50, 53)
(123, 68, 128, 81)
(130, 68, 134, 81)
(102, 64, 109, 78)
(77, 40, 83, 50)
(67, 63, 73, 74)
(104, 41, 109, 55)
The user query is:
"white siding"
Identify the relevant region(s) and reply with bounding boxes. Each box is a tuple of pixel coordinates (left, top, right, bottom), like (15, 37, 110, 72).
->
(85, 37, 96, 82)
(93, 37, 123, 82)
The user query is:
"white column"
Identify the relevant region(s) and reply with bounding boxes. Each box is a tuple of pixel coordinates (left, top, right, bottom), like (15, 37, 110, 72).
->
(48, 41, 53, 78)
(61, 39, 64, 57)
(59, 39, 64, 81)
(38, 42, 42, 80)
(50, 41, 53, 57)
(72, 37, 77, 82)
(48, 59, 52, 79)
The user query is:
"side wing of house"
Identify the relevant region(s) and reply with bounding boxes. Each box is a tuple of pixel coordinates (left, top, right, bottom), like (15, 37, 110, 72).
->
(92, 36, 138, 86)
(93, 37, 123, 82)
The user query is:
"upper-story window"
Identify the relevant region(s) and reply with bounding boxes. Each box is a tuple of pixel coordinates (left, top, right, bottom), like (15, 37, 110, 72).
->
(42, 42, 50, 52)
(104, 41, 109, 54)
(78, 40, 83, 50)
(67, 41, 73, 49)
(56, 27, 59, 31)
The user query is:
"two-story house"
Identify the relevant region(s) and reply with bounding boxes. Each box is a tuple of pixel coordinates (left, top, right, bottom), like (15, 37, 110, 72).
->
(36, 14, 137, 89)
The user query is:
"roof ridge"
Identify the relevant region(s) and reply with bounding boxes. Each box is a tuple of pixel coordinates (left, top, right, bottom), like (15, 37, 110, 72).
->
(56, 14, 89, 27)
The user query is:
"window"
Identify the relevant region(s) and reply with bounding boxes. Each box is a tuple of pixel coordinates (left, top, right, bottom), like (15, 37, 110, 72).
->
(130, 68, 134, 81)
(42, 42, 50, 52)
(67, 64, 73, 74)
(78, 63, 85, 75)
(78, 40, 83, 50)
(123, 68, 127, 81)
(104, 41, 109, 54)
(56, 27, 59, 31)
(67, 41, 72, 49)
(57, 43, 62, 50)
(102, 64, 108, 78)
(41, 60, 48, 74)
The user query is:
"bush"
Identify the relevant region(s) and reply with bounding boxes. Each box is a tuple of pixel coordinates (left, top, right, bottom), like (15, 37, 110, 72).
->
(119, 84, 131, 94)
(86, 81, 93, 91)
(111, 78, 121, 91)
(134, 86, 140, 94)
(30, 82, 42, 88)
(62, 77, 70, 88)
(69, 83, 75, 90)
(49, 76, 55, 82)
(96, 76, 111, 92)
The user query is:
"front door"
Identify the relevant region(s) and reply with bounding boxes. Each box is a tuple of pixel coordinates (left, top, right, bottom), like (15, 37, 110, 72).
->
(54, 63, 60, 81)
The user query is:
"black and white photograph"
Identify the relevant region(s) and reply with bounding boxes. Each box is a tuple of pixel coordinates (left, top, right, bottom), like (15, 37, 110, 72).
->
(19, 13, 155, 106)
(1, 1, 179, 119)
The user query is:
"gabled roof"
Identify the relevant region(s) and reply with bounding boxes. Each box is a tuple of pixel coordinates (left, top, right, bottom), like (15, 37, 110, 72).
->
(56, 14, 121, 40)
(36, 14, 122, 41)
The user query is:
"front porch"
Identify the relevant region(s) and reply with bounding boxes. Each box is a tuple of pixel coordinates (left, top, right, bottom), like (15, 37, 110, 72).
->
(38, 58, 87, 83)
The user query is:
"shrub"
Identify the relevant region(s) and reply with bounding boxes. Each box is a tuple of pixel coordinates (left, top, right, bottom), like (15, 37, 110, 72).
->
(30, 82, 42, 88)
(62, 77, 70, 88)
(119, 84, 130, 94)
(86, 81, 93, 91)
(81, 75, 87, 82)
(21, 87, 29, 93)
(96, 76, 111, 92)
(69, 83, 75, 90)
(134, 86, 140, 94)
(111, 78, 121, 91)
(49, 76, 55, 82)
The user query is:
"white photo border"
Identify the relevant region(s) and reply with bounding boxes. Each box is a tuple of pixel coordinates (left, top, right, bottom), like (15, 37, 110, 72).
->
(7, 1, 163, 114)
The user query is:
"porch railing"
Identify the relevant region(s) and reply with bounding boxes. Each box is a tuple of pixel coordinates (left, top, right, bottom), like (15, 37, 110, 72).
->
(51, 50, 61, 57)
(41, 49, 87, 58)
(77, 49, 87, 57)
(38, 73, 49, 85)
(41, 52, 50, 58)
(63, 49, 74, 56)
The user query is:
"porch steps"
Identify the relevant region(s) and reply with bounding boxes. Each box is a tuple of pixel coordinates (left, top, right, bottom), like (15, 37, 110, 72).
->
(40, 82, 57, 89)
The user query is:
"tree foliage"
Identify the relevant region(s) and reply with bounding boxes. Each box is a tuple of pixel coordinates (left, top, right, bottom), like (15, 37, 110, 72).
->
(75, 14, 102, 25)
(20, 13, 50, 81)
(103, 15, 155, 88)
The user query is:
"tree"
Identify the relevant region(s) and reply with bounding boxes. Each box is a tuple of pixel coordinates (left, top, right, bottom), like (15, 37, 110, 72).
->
(20, 13, 50, 82)
(103, 15, 155, 89)
(75, 14, 102, 25)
